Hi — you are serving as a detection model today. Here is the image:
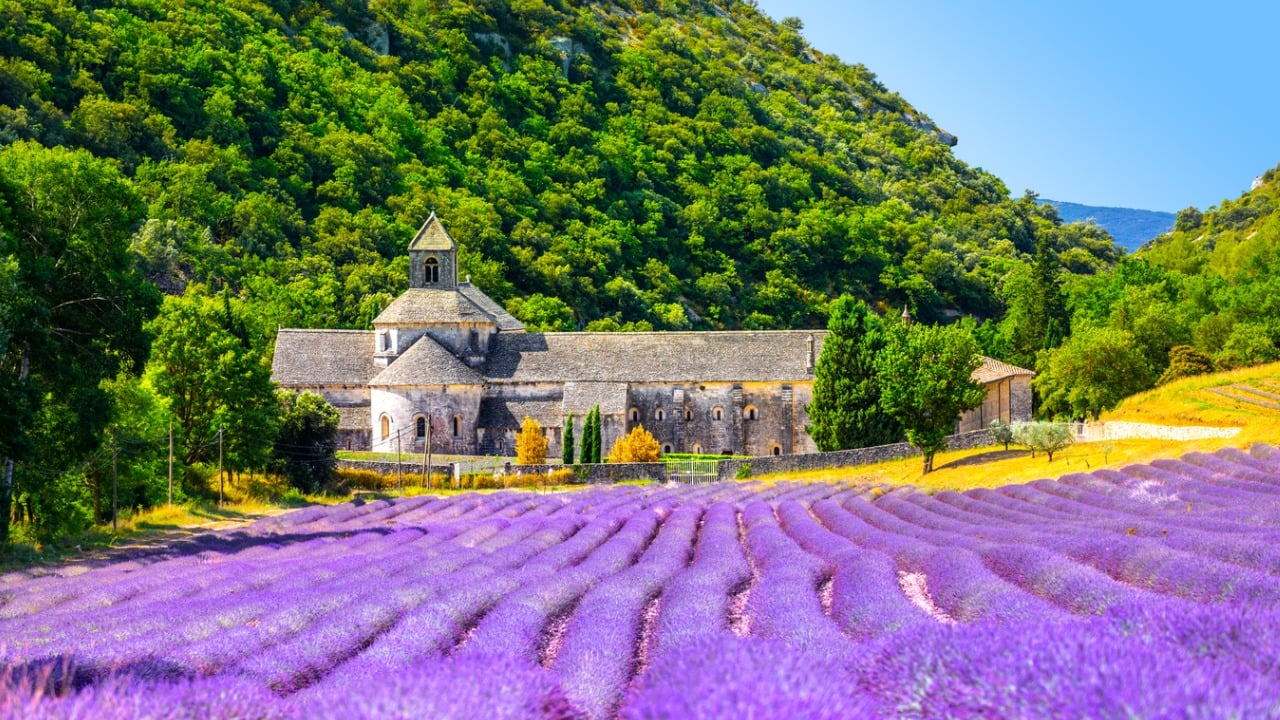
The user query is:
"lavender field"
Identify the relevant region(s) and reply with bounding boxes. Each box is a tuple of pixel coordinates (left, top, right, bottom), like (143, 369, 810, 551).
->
(6, 445, 1280, 718)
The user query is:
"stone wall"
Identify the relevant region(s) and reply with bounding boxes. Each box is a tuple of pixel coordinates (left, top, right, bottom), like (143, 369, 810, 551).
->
(716, 429, 997, 481)
(336, 459, 667, 485)
(1076, 421, 1241, 442)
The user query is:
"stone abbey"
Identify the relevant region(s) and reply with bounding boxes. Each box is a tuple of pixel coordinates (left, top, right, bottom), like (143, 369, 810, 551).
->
(271, 216, 1033, 458)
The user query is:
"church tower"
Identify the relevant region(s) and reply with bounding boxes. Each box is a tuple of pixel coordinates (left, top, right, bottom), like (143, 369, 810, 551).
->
(408, 212, 458, 290)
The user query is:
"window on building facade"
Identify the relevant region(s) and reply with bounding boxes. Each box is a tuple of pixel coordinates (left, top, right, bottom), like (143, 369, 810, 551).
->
(684, 408, 692, 421)
(663, 444, 672, 454)
(380, 415, 390, 440)
(416, 416, 426, 438)
(452, 415, 461, 437)
(712, 407, 724, 421)
(744, 405, 759, 421)
(425, 256, 440, 283)
(655, 408, 665, 421)
(629, 408, 639, 422)
(771, 444, 782, 456)
(692, 443, 702, 454)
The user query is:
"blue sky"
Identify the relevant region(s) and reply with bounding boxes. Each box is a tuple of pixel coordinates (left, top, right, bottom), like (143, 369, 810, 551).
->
(751, 1, 1280, 212)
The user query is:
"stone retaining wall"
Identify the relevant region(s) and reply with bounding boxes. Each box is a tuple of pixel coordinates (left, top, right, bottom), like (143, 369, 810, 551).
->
(1077, 421, 1241, 442)
(716, 430, 997, 481)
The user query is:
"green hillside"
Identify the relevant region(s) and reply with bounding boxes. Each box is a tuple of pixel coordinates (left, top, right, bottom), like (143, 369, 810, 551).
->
(0, 0, 1118, 336)
(1017, 164, 1280, 421)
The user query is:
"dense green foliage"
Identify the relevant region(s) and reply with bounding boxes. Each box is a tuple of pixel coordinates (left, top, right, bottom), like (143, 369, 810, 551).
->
(1017, 163, 1280, 420)
(875, 322, 986, 473)
(274, 390, 340, 493)
(0, 0, 1118, 337)
(0, 142, 160, 541)
(806, 295, 901, 450)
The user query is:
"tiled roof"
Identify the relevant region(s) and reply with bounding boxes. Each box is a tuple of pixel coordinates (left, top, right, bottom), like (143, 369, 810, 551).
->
(973, 357, 1035, 383)
(458, 282, 525, 331)
(271, 330, 379, 386)
(369, 336, 484, 386)
(373, 289, 496, 326)
(482, 330, 822, 384)
(407, 212, 455, 251)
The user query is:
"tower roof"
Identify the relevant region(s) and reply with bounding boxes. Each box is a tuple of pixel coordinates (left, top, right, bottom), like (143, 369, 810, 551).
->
(407, 212, 456, 252)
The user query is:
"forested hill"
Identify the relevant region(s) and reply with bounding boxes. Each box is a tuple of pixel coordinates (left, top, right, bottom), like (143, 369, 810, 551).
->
(1039, 200, 1174, 252)
(0, 0, 1118, 336)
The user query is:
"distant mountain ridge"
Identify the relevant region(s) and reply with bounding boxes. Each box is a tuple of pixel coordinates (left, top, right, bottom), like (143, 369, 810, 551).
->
(1039, 200, 1175, 252)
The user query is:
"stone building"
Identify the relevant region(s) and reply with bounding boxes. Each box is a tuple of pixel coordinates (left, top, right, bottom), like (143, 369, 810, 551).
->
(271, 215, 1034, 458)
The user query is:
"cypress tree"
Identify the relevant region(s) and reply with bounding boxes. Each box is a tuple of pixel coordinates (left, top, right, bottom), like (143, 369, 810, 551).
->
(562, 413, 575, 464)
(582, 405, 602, 464)
(806, 295, 903, 450)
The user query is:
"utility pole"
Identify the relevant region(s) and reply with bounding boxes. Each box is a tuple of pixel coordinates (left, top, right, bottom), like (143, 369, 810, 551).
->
(396, 428, 403, 491)
(427, 415, 437, 486)
(218, 427, 224, 507)
(111, 429, 119, 534)
(167, 423, 174, 507)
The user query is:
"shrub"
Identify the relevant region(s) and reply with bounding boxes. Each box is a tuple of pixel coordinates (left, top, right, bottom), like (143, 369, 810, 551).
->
(988, 419, 1014, 450)
(608, 425, 661, 464)
(516, 416, 548, 465)
(334, 467, 395, 492)
(1012, 422, 1074, 462)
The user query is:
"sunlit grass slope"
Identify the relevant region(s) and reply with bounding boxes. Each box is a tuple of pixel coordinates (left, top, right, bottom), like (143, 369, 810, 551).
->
(767, 362, 1280, 492)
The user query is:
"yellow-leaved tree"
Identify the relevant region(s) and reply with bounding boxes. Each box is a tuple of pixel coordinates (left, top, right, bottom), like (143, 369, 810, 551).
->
(515, 416, 548, 465)
(607, 424, 661, 463)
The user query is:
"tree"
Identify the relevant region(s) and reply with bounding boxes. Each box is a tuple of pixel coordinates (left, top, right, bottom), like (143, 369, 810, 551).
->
(875, 323, 987, 473)
(1033, 326, 1152, 420)
(562, 413, 575, 465)
(274, 391, 340, 493)
(1012, 422, 1074, 462)
(146, 293, 278, 483)
(580, 405, 602, 464)
(807, 296, 902, 450)
(0, 142, 160, 542)
(607, 424, 661, 463)
(1158, 345, 1215, 385)
(1012, 236, 1070, 366)
(988, 419, 1014, 451)
(516, 416, 548, 465)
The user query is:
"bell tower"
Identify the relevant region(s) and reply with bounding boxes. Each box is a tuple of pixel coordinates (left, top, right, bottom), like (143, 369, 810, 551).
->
(408, 212, 458, 290)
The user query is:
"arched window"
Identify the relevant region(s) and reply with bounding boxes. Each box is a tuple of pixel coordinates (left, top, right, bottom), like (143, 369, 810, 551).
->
(744, 405, 759, 421)
(712, 406, 724, 421)
(425, 256, 440, 283)
(662, 444, 672, 454)
(629, 407, 639, 422)
(692, 444, 702, 454)
(415, 416, 426, 439)
(452, 415, 461, 437)
(684, 408, 692, 421)
(771, 444, 782, 456)
(655, 408, 665, 422)
(380, 415, 390, 440)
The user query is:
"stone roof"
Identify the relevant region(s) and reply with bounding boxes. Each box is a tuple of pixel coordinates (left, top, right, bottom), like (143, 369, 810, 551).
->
(483, 330, 822, 384)
(973, 357, 1035, 384)
(271, 330, 379, 386)
(407, 212, 455, 251)
(562, 382, 629, 416)
(458, 282, 525, 331)
(478, 397, 563, 429)
(373, 288, 497, 326)
(369, 336, 484, 387)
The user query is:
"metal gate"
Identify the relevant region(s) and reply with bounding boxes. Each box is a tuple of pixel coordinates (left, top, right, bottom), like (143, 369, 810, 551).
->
(664, 459, 720, 485)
